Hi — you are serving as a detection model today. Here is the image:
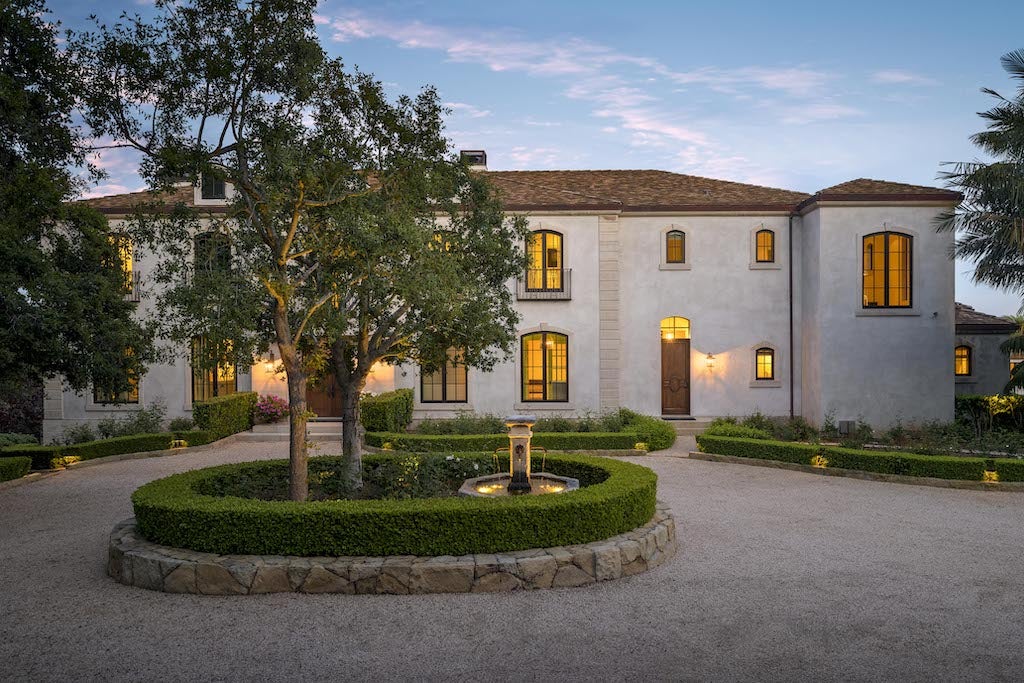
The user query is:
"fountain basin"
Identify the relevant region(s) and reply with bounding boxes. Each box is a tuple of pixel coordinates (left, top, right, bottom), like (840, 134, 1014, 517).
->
(458, 472, 580, 498)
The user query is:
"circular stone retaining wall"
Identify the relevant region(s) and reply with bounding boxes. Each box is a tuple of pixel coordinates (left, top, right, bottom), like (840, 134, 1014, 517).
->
(108, 504, 676, 594)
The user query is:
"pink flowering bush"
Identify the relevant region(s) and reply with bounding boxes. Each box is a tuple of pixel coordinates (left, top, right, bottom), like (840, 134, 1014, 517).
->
(255, 394, 289, 424)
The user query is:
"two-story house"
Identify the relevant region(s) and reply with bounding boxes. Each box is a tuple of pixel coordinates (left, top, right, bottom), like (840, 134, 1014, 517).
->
(42, 152, 967, 442)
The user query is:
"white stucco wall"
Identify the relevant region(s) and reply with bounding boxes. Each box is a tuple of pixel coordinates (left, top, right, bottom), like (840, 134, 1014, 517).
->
(801, 204, 955, 428)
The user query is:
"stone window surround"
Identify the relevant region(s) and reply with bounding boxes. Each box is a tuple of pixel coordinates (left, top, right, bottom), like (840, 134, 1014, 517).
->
(853, 223, 922, 318)
(749, 223, 782, 270)
(658, 224, 691, 270)
(749, 341, 782, 388)
(513, 323, 575, 411)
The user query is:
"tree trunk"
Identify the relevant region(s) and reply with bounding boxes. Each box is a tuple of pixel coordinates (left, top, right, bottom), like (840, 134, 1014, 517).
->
(285, 366, 309, 501)
(339, 379, 365, 488)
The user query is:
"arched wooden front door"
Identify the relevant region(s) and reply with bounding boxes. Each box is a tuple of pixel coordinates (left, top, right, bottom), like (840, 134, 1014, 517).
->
(660, 317, 691, 416)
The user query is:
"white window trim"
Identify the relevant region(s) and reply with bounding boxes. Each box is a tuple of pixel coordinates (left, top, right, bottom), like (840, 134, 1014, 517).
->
(749, 224, 782, 270)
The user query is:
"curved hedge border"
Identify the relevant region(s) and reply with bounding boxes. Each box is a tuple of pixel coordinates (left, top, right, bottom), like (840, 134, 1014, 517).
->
(132, 453, 658, 556)
(696, 435, 1024, 482)
(3, 430, 217, 470)
(366, 431, 641, 452)
(0, 456, 31, 482)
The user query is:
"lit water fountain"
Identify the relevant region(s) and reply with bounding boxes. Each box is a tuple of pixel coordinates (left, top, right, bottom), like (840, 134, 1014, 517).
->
(458, 415, 579, 497)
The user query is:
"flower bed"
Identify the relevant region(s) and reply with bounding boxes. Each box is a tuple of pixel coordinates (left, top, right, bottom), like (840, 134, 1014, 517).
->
(131, 452, 658, 556)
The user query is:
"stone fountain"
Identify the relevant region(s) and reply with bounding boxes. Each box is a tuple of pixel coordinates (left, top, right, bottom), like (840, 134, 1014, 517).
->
(458, 415, 580, 497)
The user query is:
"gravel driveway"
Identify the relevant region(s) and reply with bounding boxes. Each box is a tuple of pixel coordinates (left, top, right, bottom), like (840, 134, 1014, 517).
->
(2, 440, 1022, 682)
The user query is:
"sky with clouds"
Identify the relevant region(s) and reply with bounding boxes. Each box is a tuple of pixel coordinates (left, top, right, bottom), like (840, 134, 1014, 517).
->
(51, 0, 1024, 314)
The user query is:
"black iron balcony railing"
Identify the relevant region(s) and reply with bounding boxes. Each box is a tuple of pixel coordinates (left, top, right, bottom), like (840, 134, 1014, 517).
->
(124, 270, 142, 302)
(516, 268, 571, 301)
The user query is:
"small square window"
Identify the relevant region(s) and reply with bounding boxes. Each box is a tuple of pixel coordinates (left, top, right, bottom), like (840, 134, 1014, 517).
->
(201, 175, 226, 200)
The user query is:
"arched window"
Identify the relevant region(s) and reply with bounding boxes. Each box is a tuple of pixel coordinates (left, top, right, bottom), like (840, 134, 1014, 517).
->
(756, 347, 775, 380)
(954, 345, 972, 377)
(755, 229, 775, 263)
(521, 332, 568, 402)
(666, 230, 685, 264)
(660, 316, 691, 340)
(526, 230, 563, 291)
(863, 232, 912, 308)
(194, 231, 231, 273)
(421, 348, 468, 403)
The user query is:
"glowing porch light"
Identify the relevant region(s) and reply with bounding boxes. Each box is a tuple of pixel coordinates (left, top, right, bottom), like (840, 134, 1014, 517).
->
(705, 353, 715, 370)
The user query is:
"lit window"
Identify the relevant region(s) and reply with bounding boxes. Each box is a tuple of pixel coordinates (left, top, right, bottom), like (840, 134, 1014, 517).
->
(660, 316, 691, 341)
(93, 348, 139, 404)
(522, 332, 568, 402)
(755, 229, 775, 263)
(954, 345, 972, 377)
(420, 348, 468, 403)
(863, 232, 912, 308)
(201, 174, 226, 199)
(108, 233, 135, 293)
(194, 232, 231, 273)
(526, 231, 563, 291)
(666, 230, 685, 264)
(756, 347, 775, 380)
(191, 336, 237, 403)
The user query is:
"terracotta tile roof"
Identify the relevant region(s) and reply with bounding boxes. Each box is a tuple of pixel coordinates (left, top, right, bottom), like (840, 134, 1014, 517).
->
(77, 185, 228, 215)
(797, 178, 961, 211)
(955, 302, 1018, 334)
(485, 170, 810, 212)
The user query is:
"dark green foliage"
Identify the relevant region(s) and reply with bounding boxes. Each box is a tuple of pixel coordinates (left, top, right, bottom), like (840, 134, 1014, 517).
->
(696, 435, 817, 464)
(172, 430, 217, 447)
(703, 423, 772, 440)
(416, 413, 506, 435)
(620, 411, 676, 451)
(0, 456, 31, 482)
(97, 402, 167, 438)
(5, 433, 174, 469)
(955, 394, 1024, 433)
(168, 417, 195, 432)
(0, 433, 37, 448)
(359, 389, 413, 433)
(60, 423, 97, 444)
(192, 392, 257, 438)
(993, 458, 1024, 482)
(366, 432, 642, 452)
(131, 453, 657, 556)
(0, 377, 43, 438)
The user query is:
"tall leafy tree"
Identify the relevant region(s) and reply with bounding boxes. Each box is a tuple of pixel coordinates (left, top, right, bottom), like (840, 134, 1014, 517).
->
(74, 0, 527, 495)
(0, 0, 154, 397)
(938, 49, 1024, 391)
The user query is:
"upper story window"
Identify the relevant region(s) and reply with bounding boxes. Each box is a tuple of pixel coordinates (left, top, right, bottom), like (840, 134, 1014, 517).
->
(522, 332, 568, 402)
(526, 230, 563, 291)
(420, 348, 468, 403)
(201, 174, 226, 200)
(755, 229, 775, 263)
(755, 347, 775, 380)
(108, 233, 139, 301)
(863, 232, 912, 308)
(191, 336, 237, 403)
(194, 231, 231, 273)
(666, 230, 686, 264)
(955, 345, 972, 377)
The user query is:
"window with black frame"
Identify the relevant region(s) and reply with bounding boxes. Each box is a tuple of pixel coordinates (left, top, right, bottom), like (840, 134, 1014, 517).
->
(863, 232, 912, 308)
(191, 336, 237, 403)
(201, 174, 226, 199)
(420, 348, 468, 403)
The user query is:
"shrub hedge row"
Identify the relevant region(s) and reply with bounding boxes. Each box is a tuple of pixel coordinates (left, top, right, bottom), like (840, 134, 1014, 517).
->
(359, 389, 414, 433)
(193, 392, 257, 438)
(620, 412, 676, 451)
(131, 452, 658, 556)
(3, 430, 217, 470)
(365, 431, 642, 452)
(695, 435, 1024, 483)
(0, 456, 31, 482)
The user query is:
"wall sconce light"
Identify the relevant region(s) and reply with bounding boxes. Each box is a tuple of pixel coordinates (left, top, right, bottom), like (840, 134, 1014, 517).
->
(705, 353, 715, 370)
(263, 349, 276, 373)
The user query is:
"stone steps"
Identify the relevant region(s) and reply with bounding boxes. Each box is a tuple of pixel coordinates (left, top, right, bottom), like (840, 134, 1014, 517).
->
(661, 418, 714, 437)
(239, 421, 342, 443)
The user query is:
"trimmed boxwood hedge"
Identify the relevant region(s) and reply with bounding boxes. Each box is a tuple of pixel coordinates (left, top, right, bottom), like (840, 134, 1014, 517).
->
(360, 389, 414, 432)
(3, 430, 220, 470)
(0, 456, 31, 482)
(621, 412, 676, 451)
(131, 452, 658, 556)
(193, 392, 257, 438)
(696, 434, 1023, 482)
(366, 431, 642, 452)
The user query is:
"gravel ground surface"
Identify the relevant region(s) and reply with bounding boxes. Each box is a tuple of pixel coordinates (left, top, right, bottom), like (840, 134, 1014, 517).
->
(2, 439, 1023, 682)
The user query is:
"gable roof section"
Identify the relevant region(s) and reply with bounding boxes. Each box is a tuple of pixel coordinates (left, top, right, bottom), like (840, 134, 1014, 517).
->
(797, 178, 961, 211)
(955, 302, 1018, 335)
(485, 170, 810, 212)
(78, 185, 228, 215)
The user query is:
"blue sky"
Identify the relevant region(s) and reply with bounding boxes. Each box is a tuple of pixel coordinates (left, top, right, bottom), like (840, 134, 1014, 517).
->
(53, 0, 1024, 314)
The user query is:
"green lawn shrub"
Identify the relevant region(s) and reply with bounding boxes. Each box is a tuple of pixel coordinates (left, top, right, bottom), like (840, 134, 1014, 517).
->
(416, 413, 506, 435)
(359, 389, 413, 432)
(0, 433, 37, 448)
(132, 452, 657, 556)
(0, 456, 31, 482)
(992, 458, 1024, 482)
(696, 435, 817, 464)
(702, 422, 772, 440)
(619, 411, 676, 451)
(172, 429, 217, 447)
(366, 431, 641, 452)
(192, 392, 257, 438)
(4, 433, 174, 469)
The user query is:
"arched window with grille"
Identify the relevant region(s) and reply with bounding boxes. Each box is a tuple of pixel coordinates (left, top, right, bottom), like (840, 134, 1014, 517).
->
(755, 347, 775, 381)
(666, 230, 685, 264)
(521, 332, 568, 402)
(755, 229, 775, 263)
